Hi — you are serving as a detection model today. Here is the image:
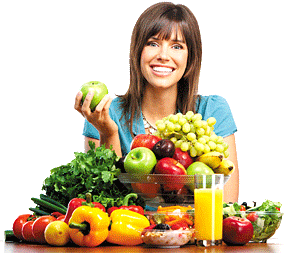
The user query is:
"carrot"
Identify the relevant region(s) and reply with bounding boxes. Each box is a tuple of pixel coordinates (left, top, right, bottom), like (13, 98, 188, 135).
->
(157, 205, 193, 212)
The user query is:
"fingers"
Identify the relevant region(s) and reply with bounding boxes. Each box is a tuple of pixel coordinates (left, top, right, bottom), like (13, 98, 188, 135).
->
(74, 91, 83, 114)
(81, 91, 94, 116)
(94, 95, 112, 113)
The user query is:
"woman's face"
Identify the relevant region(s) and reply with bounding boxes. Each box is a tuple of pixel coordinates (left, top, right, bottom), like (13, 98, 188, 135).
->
(140, 29, 188, 90)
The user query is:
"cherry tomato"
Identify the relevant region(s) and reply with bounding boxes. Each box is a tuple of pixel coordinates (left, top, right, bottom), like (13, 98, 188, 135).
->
(240, 205, 246, 211)
(13, 214, 35, 240)
(32, 215, 57, 244)
(276, 207, 280, 211)
(246, 212, 259, 222)
(22, 220, 37, 242)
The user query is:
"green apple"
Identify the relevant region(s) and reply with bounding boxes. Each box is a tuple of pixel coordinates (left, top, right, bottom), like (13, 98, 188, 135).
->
(187, 162, 214, 175)
(124, 147, 157, 175)
(186, 162, 214, 190)
(80, 81, 108, 110)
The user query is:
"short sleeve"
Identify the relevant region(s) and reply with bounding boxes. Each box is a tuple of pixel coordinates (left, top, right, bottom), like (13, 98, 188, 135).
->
(83, 119, 99, 139)
(197, 95, 237, 138)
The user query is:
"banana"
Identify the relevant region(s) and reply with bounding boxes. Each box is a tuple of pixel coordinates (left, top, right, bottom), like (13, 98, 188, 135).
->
(196, 151, 223, 169)
(214, 159, 235, 176)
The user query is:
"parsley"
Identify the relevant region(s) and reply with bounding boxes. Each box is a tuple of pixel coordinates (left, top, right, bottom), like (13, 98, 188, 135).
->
(42, 142, 145, 208)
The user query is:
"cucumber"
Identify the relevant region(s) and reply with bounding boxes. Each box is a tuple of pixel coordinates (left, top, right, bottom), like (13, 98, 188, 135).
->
(39, 194, 67, 211)
(4, 230, 20, 242)
(29, 207, 50, 216)
(31, 198, 67, 215)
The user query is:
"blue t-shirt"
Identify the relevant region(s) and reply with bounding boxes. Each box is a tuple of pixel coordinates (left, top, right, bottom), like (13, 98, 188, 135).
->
(83, 95, 237, 156)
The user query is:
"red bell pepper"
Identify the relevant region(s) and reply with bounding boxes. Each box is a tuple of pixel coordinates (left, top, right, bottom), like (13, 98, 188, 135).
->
(63, 193, 106, 224)
(107, 193, 144, 216)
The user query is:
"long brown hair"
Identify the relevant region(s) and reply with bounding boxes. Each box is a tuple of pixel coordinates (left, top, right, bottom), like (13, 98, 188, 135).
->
(118, 2, 202, 136)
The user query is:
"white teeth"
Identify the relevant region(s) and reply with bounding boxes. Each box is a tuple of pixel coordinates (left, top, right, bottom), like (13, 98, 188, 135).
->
(152, 66, 173, 72)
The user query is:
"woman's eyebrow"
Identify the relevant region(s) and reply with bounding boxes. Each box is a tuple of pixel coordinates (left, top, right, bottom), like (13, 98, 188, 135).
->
(171, 39, 185, 43)
(149, 36, 185, 43)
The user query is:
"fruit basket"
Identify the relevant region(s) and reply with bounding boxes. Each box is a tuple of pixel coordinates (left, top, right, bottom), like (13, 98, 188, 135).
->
(118, 173, 230, 207)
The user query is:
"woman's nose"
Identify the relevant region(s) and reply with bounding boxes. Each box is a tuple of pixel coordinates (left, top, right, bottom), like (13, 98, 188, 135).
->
(157, 46, 169, 61)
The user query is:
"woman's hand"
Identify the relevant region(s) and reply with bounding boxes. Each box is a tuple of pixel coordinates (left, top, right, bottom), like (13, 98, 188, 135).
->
(74, 91, 118, 137)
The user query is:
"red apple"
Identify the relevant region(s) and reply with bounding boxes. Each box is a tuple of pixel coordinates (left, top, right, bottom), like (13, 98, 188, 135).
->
(223, 216, 254, 246)
(172, 148, 194, 169)
(154, 157, 187, 191)
(130, 134, 161, 150)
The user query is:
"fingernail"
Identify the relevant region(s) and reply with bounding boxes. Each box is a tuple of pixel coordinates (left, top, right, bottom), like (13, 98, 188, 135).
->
(88, 91, 94, 97)
(77, 91, 82, 96)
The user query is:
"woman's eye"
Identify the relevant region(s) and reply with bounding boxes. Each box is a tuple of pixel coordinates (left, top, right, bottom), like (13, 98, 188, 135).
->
(147, 41, 158, 47)
(172, 44, 183, 50)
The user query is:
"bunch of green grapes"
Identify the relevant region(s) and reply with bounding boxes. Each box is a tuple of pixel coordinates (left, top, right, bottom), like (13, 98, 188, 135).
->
(154, 111, 229, 158)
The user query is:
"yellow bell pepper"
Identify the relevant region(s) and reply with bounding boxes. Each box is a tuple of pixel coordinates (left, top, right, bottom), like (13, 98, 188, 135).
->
(106, 209, 150, 246)
(68, 205, 110, 247)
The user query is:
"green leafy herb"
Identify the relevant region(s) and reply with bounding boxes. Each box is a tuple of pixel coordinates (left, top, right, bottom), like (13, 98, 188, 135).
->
(42, 142, 145, 208)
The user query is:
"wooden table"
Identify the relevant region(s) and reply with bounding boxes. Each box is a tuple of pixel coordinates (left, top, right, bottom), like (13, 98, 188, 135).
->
(2, 238, 286, 253)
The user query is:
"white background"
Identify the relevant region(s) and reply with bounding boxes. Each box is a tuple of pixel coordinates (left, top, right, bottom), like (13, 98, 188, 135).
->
(1, 0, 287, 241)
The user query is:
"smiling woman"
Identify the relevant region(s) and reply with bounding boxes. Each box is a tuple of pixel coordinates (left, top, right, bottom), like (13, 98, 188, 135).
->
(74, 2, 239, 203)
(140, 31, 188, 90)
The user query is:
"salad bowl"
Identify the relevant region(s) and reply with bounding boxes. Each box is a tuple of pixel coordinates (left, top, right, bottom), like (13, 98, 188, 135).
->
(223, 200, 283, 243)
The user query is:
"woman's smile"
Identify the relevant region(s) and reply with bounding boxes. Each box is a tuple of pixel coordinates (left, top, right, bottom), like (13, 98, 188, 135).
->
(150, 64, 175, 77)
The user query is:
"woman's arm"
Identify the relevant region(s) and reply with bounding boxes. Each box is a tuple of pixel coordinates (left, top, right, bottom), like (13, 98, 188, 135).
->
(75, 91, 122, 157)
(223, 134, 239, 203)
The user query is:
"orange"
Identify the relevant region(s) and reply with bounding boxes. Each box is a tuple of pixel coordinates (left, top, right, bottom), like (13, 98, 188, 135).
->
(44, 221, 70, 246)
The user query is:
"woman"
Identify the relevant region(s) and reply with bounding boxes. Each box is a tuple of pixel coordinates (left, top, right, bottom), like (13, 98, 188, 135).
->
(74, 2, 239, 202)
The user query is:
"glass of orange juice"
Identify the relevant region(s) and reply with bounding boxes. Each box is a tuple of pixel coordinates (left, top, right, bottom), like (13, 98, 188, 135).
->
(194, 174, 224, 246)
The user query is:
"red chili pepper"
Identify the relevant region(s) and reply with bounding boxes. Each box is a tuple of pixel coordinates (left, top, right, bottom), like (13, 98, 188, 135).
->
(107, 193, 144, 216)
(63, 194, 106, 224)
(63, 198, 85, 224)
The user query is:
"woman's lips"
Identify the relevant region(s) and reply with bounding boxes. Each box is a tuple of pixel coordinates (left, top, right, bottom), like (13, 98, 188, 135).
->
(150, 66, 174, 76)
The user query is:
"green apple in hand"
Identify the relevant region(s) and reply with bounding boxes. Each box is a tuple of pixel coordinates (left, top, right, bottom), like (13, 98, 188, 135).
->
(80, 81, 108, 110)
(124, 147, 157, 175)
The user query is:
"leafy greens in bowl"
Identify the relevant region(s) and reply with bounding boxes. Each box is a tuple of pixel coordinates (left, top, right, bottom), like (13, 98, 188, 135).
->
(223, 200, 283, 243)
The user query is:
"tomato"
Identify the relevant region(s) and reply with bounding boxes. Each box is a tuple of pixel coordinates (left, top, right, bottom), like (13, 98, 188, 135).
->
(240, 205, 246, 211)
(246, 212, 259, 222)
(57, 215, 66, 221)
(13, 214, 35, 240)
(22, 221, 37, 242)
(32, 215, 57, 244)
(276, 207, 280, 211)
(51, 212, 65, 218)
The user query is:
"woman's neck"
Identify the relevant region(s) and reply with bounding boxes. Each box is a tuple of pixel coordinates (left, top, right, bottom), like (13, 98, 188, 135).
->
(141, 85, 177, 125)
